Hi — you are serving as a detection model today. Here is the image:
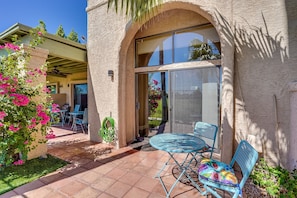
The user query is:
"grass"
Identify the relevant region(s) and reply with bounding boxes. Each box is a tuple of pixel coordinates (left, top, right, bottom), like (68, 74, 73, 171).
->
(0, 154, 68, 195)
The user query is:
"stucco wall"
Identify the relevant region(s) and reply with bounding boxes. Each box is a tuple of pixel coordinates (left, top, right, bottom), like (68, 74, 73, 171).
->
(87, 0, 297, 169)
(232, 0, 297, 168)
(87, 1, 129, 147)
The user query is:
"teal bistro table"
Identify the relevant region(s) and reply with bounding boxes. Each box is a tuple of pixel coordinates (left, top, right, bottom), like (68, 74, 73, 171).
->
(149, 133, 206, 198)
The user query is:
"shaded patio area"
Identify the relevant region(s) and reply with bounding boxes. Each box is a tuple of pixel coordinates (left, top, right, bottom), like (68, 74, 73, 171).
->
(1, 126, 226, 198)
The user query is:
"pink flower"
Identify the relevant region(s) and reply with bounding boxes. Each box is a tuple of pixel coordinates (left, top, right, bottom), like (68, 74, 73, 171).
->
(0, 111, 7, 120)
(28, 124, 36, 129)
(0, 74, 9, 81)
(28, 118, 37, 129)
(10, 87, 16, 93)
(38, 111, 50, 125)
(36, 104, 43, 113)
(24, 140, 28, 145)
(13, 159, 24, 166)
(46, 133, 56, 139)
(10, 93, 30, 106)
(3, 43, 20, 51)
(26, 79, 33, 83)
(0, 122, 3, 127)
(9, 125, 20, 132)
(43, 87, 51, 93)
(34, 68, 43, 75)
(27, 71, 35, 76)
(153, 79, 158, 85)
(41, 116, 50, 125)
(38, 31, 43, 36)
(51, 103, 60, 113)
(13, 77, 18, 83)
(31, 117, 37, 123)
(0, 83, 10, 94)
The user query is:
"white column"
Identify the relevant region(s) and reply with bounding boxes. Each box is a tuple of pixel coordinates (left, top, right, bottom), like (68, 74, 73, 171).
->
(289, 82, 297, 170)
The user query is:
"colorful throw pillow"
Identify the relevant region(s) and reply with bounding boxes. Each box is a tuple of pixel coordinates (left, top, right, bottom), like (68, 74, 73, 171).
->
(198, 158, 238, 187)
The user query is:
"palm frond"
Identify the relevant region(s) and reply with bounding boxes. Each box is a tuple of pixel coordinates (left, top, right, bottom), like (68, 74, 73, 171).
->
(107, 0, 163, 21)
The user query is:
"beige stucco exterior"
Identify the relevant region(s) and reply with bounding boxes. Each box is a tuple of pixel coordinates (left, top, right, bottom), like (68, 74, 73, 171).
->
(47, 72, 87, 107)
(86, 0, 297, 170)
(2, 0, 294, 170)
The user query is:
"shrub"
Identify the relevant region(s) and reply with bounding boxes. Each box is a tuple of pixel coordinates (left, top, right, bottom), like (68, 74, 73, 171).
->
(0, 22, 54, 166)
(250, 158, 297, 197)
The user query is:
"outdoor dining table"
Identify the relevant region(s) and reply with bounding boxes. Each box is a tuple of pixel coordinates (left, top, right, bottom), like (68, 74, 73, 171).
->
(149, 133, 205, 198)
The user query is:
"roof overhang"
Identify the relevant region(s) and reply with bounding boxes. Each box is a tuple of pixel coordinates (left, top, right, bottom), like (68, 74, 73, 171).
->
(0, 23, 87, 77)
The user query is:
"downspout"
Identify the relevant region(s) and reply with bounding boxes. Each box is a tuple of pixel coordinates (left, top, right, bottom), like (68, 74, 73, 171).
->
(273, 94, 280, 166)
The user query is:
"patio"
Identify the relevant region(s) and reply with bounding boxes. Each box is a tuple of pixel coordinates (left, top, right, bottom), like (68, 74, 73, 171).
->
(1, 126, 231, 198)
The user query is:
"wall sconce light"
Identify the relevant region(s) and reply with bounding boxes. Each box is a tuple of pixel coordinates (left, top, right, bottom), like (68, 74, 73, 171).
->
(108, 70, 114, 77)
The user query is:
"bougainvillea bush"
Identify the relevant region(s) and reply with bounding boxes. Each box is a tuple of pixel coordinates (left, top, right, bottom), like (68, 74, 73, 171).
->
(0, 23, 55, 166)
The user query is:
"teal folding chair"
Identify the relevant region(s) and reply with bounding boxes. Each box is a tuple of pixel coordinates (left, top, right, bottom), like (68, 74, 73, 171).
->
(74, 108, 88, 133)
(198, 140, 258, 198)
(193, 122, 218, 159)
(65, 104, 80, 124)
(181, 122, 218, 171)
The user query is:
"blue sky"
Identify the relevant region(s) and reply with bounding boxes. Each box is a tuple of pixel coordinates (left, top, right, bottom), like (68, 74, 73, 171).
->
(0, 0, 87, 42)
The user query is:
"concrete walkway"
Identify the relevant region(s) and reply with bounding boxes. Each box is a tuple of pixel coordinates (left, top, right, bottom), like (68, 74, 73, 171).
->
(1, 126, 207, 198)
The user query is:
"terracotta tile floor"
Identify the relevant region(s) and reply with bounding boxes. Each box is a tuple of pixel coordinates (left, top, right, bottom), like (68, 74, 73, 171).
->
(1, 126, 231, 198)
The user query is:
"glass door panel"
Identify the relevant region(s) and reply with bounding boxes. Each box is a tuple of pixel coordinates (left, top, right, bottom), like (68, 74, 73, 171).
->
(74, 83, 88, 111)
(169, 67, 220, 134)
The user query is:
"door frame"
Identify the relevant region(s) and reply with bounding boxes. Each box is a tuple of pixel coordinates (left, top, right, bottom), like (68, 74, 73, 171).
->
(135, 60, 221, 138)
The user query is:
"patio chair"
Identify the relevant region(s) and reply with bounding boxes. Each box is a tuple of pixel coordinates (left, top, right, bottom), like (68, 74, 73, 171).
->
(198, 140, 258, 198)
(182, 122, 218, 167)
(193, 121, 218, 159)
(65, 104, 80, 124)
(74, 108, 88, 133)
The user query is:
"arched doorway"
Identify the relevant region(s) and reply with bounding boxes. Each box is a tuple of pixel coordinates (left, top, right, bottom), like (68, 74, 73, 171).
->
(132, 10, 222, 150)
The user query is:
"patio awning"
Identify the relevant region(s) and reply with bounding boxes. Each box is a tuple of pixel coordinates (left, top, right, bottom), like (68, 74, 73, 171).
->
(0, 23, 87, 77)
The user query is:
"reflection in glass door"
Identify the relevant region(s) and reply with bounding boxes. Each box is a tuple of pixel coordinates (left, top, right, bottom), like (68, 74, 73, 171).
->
(169, 67, 220, 134)
(74, 83, 88, 111)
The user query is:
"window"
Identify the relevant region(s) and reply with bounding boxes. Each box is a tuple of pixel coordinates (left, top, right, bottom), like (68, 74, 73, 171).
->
(136, 33, 173, 67)
(47, 82, 58, 94)
(136, 25, 220, 67)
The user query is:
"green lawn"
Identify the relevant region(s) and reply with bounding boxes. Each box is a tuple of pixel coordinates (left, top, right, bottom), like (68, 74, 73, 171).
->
(0, 154, 68, 195)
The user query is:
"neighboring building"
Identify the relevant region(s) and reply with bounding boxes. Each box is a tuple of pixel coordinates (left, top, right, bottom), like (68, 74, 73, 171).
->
(0, 23, 87, 159)
(86, 0, 297, 170)
(0, 23, 88, 112)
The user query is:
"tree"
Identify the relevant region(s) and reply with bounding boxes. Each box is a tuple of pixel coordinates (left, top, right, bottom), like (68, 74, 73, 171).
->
(189, 42, 221, 61)
(38, 20, 47, 32)
(67, 29, 79, 43)
(107, 0, 163, 21)
(55, 25, 66, 38)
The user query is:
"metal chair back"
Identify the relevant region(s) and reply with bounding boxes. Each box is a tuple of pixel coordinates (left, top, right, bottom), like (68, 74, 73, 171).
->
(73, 104, 80, 112)
(199, 140, 258, 198)
(194, 122, 218, 158)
